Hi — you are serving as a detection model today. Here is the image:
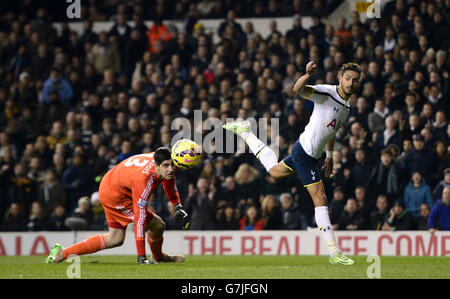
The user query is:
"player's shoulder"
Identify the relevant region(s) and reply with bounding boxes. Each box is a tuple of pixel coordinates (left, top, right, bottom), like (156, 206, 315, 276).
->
(132, 152, 155, 159)
(119, 153, 156, 174)
(311, 84, 336, 95)
(122, 153, 155, 163)
(312, 84, 349, 107)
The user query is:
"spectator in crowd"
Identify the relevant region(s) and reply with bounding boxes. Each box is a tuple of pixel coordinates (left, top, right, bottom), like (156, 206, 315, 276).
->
(1, 202, 26, 231)
(416, 203, 431, 231)
(234, 163, 260, 204)
(368, 99, 389, 134)
(239, 204, 264, 230)
(261, 194, 283, 230)
(62, 153, 90, 212)
(8, 162, 36, 217)
(383, 199, 415, 231)
(279, 193, 300, 230)
(65, 196, 93, 231)
(30, 8, 57, 43)
(46, 121, 67, 151)
(401, 113, 423, 142)
(428, 186, 450, 233)
(403, 171, 434, 220)
(286, 14, 309, 43)
(329, 186, 346, 226)
(368, 148, 401, 203)
(434, 141, 450, 178)
(402, 134, 439, 187)
(199, 160, 216, 182)
(48, 203, 69, 231)
(216, 204, 240, 230)
(26, 201, 49, 231)
(374, 115, 402, 154)
(433, 168, 450, 200)
(109, 12, 131, 61)
(117, 140, 134, 162)
(350, 148, 373, 189)
(37, 169, 67, 217)
(369, 194, 389, 230)
(218, 176, 240, 208)
(347, 95, 369, 129)
(334, 15, 351, 46)
(400, 92, 420, 123)
(27, 156, 45, 184)
(218, 10, 245, 44)
(431, 110, 448, 141)
(354, 185, 372, 216)
(335, 198, 367, 230)
(42, 68, 74, 106)
(51, 152, 66, 180)
(87, 31, 122, 74)
(146, 17, 172, 54)
(421, 127, 435, 150)
(184, 178, 216, 230)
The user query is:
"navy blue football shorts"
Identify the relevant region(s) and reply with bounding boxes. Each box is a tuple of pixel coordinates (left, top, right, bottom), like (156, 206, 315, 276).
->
(282, 139, 322, 187)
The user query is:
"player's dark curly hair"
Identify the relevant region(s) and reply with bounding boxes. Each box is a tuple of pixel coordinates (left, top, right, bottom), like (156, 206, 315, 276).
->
(339, 62, 361, 76)
(154, 147, 172, 165)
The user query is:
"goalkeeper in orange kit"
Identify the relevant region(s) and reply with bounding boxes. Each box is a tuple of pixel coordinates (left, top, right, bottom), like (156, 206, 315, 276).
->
(45, 147, 189, 265)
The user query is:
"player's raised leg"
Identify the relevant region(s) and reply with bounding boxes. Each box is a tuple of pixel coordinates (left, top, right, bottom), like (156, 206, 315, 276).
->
(146, 214, 185, 263)
(223, 120, 290, 176)
(45, 227, 126, 263)
(306, 181, 354, 265)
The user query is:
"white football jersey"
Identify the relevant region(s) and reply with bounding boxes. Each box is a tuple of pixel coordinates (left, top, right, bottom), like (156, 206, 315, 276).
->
(299, 84, 350, 159)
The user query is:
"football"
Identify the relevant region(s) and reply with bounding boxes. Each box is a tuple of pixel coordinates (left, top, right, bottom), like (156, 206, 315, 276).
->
(171, 139, 202, 169)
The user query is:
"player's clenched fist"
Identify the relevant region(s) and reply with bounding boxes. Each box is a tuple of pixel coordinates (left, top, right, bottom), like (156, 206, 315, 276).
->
(306, 61, 318, 75)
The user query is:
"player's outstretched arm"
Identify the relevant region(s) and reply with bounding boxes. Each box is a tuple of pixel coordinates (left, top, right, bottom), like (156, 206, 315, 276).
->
(293, 61, 317, 98)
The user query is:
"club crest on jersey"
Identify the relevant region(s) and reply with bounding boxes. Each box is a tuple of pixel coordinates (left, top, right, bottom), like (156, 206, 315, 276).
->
(137, 198, 148, 208)
(311, 170, 316, 181)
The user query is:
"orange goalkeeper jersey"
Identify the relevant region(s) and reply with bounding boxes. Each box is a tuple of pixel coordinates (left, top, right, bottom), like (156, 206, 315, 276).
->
(99, 152, 180, 256)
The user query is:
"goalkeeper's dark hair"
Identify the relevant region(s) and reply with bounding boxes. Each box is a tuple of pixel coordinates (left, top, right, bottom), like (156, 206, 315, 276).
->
(339, 62, 361, 76)
(154, 147, 172, 165)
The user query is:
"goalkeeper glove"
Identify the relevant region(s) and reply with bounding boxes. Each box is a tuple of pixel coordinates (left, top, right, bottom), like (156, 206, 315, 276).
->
(174, 204, 190, 229)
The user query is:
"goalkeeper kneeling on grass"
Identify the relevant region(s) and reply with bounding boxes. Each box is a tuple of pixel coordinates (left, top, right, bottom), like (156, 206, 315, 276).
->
(46, 147, 189, 265)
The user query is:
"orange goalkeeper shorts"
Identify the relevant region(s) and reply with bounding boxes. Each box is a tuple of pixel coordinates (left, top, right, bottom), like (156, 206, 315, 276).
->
(99, 184, 154, 230)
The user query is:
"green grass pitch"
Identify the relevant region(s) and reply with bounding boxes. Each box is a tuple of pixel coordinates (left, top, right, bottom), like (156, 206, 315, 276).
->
(0, 255, 449, 279)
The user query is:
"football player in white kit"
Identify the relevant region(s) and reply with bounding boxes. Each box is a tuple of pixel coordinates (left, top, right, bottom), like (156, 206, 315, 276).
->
(223, 62, 361, 265)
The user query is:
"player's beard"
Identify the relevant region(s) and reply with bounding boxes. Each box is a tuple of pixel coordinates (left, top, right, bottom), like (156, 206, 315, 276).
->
(343, 85, 354, 96)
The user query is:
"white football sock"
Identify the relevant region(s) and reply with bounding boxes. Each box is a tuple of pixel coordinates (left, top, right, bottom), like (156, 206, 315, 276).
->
(239, 131, 250, 140)
(315, 206, 339, 257)
(244, 132, 278, 172)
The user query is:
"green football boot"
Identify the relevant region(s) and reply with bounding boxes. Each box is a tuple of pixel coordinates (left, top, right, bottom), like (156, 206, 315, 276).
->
(223, 120, 251, 136)
(45, 243, 64, 264)
(329, 252, 354, 266)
